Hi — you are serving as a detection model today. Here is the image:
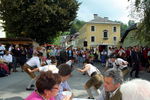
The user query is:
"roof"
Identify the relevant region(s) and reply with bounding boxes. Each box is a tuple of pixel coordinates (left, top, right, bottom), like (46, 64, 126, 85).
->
(0, 38, 35, 45)
(0, 38, 33, 41)
(87, 16, 120, 24)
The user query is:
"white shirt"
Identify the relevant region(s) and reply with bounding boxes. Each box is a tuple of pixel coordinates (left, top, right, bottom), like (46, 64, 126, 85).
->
(26, 56, 41, 68)
(3, 54, 13, 63)
(113, 58, 128, 70)
(39, 64, 58, 73)
(66, 60, 72, 66)
(85, 64, 97, 76)
(108, 50, 112, 56)
(45, 59, 51, 65)
(0, 45, 5, 54)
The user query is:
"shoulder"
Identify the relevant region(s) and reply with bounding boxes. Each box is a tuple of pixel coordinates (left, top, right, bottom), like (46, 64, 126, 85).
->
(25, 91, 42, 100)
(113, 89, 122, 100)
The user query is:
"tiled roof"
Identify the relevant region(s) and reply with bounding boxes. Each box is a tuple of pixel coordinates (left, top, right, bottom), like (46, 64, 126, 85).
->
(87, 16, 120, 24)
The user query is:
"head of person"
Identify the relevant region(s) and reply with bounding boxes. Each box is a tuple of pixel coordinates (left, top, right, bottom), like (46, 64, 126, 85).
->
(70, 57, 76, 62)
(58, 64, 72, 82)
(50, 56, 57, 65)
(83, 59, 90, 65)
(120, 79, 150, 100)
(133, 45, 140, 52)
(88, 55, 94, 61)
(5, 50, 10, 55)
(37, 51, 43, 58)
(36, 71, 61, 99)
(103, 68, 123, 92)
(109, 54, 117, 62)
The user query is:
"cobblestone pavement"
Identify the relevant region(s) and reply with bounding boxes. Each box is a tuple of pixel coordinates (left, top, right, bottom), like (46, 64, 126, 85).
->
(0, 62, 150, 100)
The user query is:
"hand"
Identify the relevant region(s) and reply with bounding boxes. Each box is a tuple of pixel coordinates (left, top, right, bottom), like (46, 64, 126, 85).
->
(62, 91, 73, 100)
(76, 68, 81, 72)
(63, 95, 72, 100)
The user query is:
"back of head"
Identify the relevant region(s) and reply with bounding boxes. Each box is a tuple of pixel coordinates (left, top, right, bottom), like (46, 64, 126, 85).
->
(120, 79, 150, 100)
(83, 59, 90, 64)
(37, 51, 43, 57)
(109, 54, 117, 59)
(50, 56, 57, 64)
(36, 71, 61, 94)
(58, 64, 72, 76)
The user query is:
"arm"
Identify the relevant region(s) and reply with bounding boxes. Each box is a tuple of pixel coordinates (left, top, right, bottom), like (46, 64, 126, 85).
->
(28, 67, 39, 73)
(122, 61, 128, 65)
(77, 65, 90, 73)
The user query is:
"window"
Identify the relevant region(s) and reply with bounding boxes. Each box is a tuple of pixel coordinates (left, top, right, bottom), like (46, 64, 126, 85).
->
(113, 37, 117, 41)
(104, 31, 108, 37)
(113, 27, 117, 32)
(91, 36, 95, 42)
(103, 30, 108, 40)
(83, 41, 88, 47)
(91, 26, 95, 31)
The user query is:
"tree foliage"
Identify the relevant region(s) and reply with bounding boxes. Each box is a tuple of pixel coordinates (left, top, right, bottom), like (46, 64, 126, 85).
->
(0, 0, 80, 44)
(70, 19, 85, 34)
(120, 22, 128, 37)
(129, 0, 150, 44)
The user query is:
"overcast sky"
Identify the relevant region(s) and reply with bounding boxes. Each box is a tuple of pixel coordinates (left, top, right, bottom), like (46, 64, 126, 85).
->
(77, 0, 134, 24)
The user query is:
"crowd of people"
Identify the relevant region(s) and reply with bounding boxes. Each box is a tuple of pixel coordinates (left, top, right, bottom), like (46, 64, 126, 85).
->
(0, 43, 150, 100)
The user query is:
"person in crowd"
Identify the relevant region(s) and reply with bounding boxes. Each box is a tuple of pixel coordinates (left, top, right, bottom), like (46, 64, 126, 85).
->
(66, 57, 76, 70)
(56, 64, 73, 100)
(28, 56, 58, 73)
(25, 71, 61, 100)
(59, 48, 67, 64)
(109, 54, 129, 77)
(125, 47, 132, 67)
(130, 46, 141, 78)
(107, 47, 113, 57)
(0, 43, 5, 59)
(120, 79, 150, 100)
(11, 45, 21, 72)
(3, 51, 13, 73)
(100, 49, 107, 67)
(147, 49, 150, 72)
(45, 56, 52, 65)
(67, 48, 73, 60)
(77, 59, 103, 99)
(96, 68, 123, 100)
(104, 58, 113, 71)
(22, 51, 43, 90)
(19, 46, 27, 71)
(117, 46, 126, 59)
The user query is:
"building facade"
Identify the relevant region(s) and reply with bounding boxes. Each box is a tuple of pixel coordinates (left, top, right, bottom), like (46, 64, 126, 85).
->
(77, 14, 121, 49)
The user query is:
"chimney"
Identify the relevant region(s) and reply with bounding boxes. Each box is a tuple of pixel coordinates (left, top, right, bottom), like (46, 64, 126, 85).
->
(104, 17, 108, 20)
(94, 14, 98, 19)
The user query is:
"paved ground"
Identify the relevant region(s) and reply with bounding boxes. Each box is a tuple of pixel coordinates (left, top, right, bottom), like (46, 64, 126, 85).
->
(0, 62, 150, 100)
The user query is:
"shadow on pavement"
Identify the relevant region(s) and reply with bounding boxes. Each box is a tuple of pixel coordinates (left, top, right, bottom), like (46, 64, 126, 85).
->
(0, 96, 23, 100)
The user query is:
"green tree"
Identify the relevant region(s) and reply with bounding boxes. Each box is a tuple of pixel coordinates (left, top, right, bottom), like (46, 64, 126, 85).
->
(128, 0, 150, 44)
(0, 0, 80, 44)
(120, 22, 128, 37)
(70, 19, 85, 34)
(114, 21, 128, 37)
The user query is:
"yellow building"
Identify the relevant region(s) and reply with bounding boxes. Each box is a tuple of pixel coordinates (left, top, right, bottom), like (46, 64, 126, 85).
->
(77, 14, 121, 49)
